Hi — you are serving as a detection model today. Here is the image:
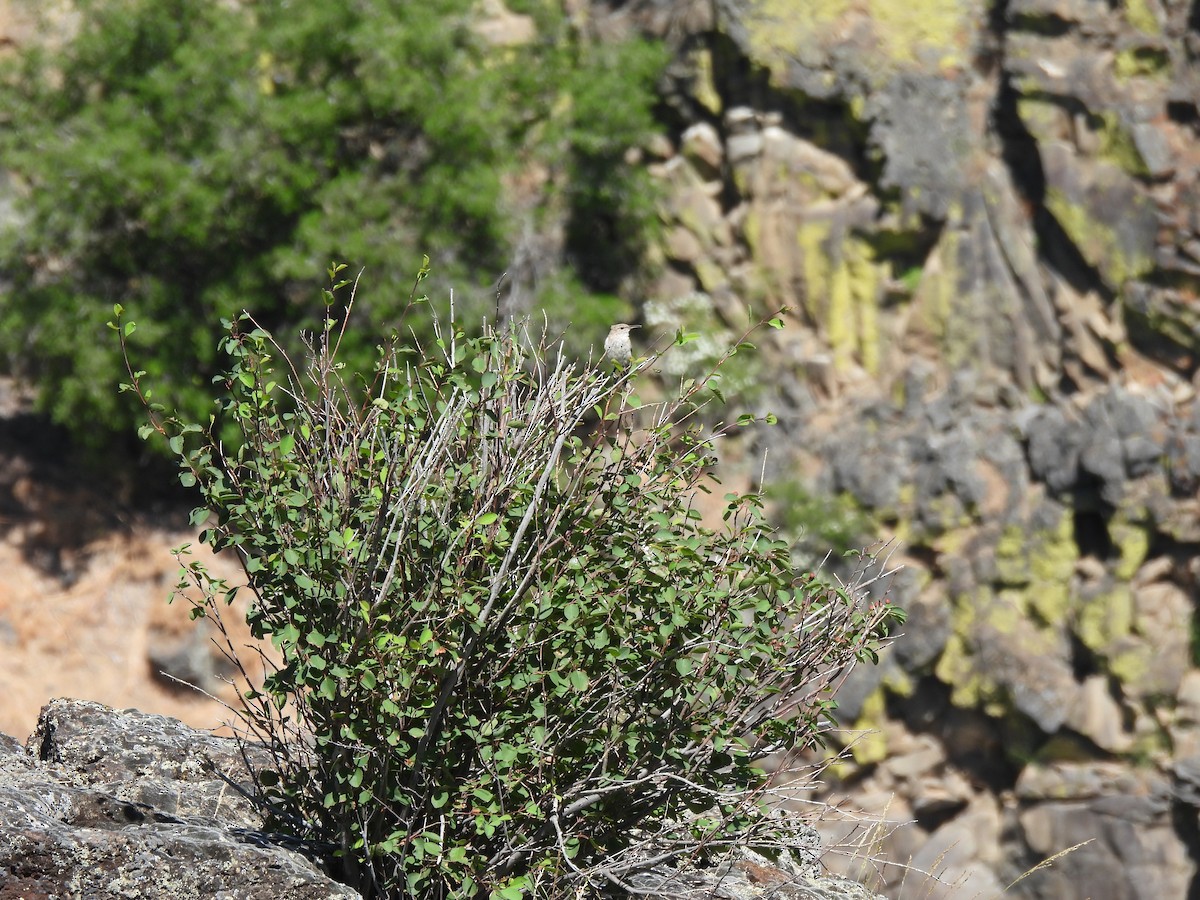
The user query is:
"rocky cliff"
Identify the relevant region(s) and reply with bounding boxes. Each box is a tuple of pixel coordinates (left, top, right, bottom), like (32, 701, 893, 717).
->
(600, 0, 1200, 897)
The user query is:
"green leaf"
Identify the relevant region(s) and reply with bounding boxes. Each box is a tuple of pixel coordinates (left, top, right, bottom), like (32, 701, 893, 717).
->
(318, 677, 337, 701)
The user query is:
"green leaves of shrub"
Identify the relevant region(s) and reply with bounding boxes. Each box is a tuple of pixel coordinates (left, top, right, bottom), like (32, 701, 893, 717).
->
(112, 274, 903, 899)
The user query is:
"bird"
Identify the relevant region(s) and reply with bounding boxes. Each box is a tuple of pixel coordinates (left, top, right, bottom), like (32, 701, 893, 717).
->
(604, 323, 639, 368)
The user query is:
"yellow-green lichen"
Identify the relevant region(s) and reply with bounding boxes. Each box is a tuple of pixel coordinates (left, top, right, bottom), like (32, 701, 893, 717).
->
(936, 597, 1008, 714)
(864, 0, 970, 68)
(1074, 586, 1135, 652)
(1123, 289, 1200, 358)
(742, 207, 763, 257)
(921, 261, 954, 341)
(1110, 511, 1151, 582)
(1123, 0, 1161, 35)
(850, 246, 881, 374)
(1030, 533, 1078, 624)
(883, 667, 916, 698)
(1113, 46, 1170, 81)
(913, 228, 976, 369)
(987, 589, 1029, 633)
(687, 48, 722, 115)
(741, 0, 971, 83)
(741, 0, 852, 84)
(742, 209, 787, 306)
(931, 522, 971, 557)
(674, 210, 719, 253)
(994, 523, 1030, 584)
(693, 258, 727, 294)
(926, 493, 974, 533)
(731, 161, 754, 199)
(849, 687, 890, 765)
(789, 168, 824, 200)
(798, 222, 883, 372)
(797, 219, 831, 325)
(1094, 111, 1151, 178)
(993, 515, 1077, 623)
(935, 632, 982, 707)
(1016, 97, 1066, 144)
(1109, 643, 1150, 685)
(825, 754, 860, 782)
(1045, 186, 1153, 287)
(828, 247, 854, 368)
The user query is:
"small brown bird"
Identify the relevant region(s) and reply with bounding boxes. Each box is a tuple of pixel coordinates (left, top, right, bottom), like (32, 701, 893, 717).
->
(604, 323, 639, 368)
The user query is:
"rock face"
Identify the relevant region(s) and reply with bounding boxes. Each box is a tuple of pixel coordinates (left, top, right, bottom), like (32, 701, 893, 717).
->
(592, 1, 1200, 897)
(0, 698, 360, 900)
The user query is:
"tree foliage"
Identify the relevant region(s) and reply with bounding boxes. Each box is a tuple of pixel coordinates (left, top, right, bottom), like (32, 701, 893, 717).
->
(0, 0, 665, 455)
(112, 267, 904, 899)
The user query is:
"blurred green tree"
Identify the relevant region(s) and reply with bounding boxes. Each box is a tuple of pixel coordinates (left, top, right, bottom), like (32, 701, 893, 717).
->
(0, 0, 665, 457)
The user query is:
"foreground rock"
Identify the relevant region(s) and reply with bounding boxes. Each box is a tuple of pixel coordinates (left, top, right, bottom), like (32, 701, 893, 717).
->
(0, 698, 359, 900)
(0, 699, 886, 900)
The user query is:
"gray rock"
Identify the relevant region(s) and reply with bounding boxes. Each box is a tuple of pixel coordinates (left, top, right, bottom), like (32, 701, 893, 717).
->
(680, 121, 724, 179)
(828, 427, 905, 512)
(866, 73, 972, 220)
(1026, 407, 1083, 492)
(1167, 431, 1200, 495)
(1122, 434, 1162, 479)
(1131, 122, 1173, 178)
(1172, 754, 1200, 807)
(0, 699, 358, 900)
(891, 586, 952, 672)
(1078, 427, 1125, 502)
(629, 846, 888, 900)
(1013, 773, 1190, 900)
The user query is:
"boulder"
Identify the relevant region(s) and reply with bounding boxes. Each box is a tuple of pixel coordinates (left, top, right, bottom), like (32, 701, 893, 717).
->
(0, 698, 358, 899)
(1013, 763, 1191, 900)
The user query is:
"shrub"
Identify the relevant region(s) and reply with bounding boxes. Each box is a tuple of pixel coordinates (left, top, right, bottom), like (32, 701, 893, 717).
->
(111, 265, 903, 899)
(0, 0, 666, 457)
